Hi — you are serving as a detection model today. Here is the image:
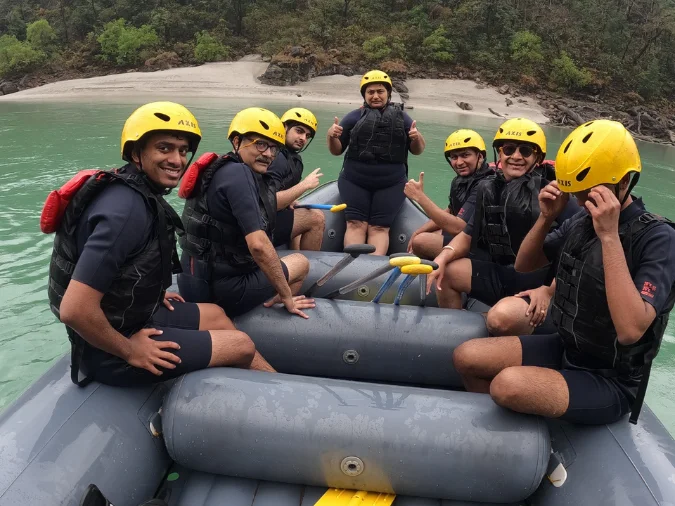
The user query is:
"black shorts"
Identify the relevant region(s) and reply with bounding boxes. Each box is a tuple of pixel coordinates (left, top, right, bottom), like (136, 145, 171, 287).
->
(519, 294, 557, 334)
(82, 301, 213, 387)
(469, 259, 549, 306)
(338, 173, 406, 227)
(519, 333, 631, 424)
(273, 208, 295, 247)
(441, 230, 454, 245)
(212, 262, 290, 318)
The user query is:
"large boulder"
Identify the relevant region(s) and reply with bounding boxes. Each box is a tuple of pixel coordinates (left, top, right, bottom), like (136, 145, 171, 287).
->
(144, 52, 181, 71)
(0, 81, 19, 95)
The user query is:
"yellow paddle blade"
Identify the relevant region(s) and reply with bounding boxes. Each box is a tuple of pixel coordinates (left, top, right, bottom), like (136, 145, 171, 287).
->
(331, 203, 348, 212)
(389, 256, 421, 267)
(314, 488, 396, 506)
(401, 264, 433, 275)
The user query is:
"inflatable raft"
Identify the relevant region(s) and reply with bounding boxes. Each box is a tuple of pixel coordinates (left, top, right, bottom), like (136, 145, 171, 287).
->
(0, 181, 673, 506)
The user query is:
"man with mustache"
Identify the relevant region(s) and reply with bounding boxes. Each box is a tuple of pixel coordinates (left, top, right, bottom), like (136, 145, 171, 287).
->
(267, 107, 325, 250)
(178, 107, 314, 318)
(46, 102, 274, 388)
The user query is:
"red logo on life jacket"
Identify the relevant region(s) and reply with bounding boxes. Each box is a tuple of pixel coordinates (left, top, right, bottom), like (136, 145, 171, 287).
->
(178, 152, 219, 199)
(40, 169, 101, 233)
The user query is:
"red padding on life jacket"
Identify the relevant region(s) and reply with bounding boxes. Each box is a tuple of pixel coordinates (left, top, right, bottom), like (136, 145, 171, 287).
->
(40, 169, 99, 233)
(179, 152, 219, 199)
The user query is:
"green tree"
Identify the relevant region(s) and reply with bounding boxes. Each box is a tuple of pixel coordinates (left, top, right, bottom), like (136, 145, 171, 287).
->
(421, 25, 453, 64)
(97, 19, 158, 66)
(510, 30, 544, 74)
(194, 31, 230, 63)
(551, 51, 592, 91)
(362, 36, 391, 61)
(0, 34, 45, 77)
(27, 19, 57, 53)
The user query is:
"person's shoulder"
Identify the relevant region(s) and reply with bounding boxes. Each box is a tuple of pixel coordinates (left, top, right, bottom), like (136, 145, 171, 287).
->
(342, 108, 363, 124)
(90, 178, 148, 214)
(212, 157, 252, 187)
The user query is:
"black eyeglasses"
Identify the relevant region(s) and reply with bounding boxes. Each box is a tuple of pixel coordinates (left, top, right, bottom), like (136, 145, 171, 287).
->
(500, 143, 535, 158)
(242, 139, 279, 156)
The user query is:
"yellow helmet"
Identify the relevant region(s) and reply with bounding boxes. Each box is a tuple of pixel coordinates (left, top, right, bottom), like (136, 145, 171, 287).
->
(360, 69, 392, 97)
(121, 101, 201, 161)
(281, 108, 318, 136)
(555, 120, 641, 193)
(444, 129, 486, 155)
(493, 117, 546, 157)
(227, 107, 285, 145)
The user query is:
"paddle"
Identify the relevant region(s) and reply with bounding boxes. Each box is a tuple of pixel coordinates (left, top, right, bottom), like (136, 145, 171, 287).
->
(418, 259, 439, 307)
(294, 203, 347, 212)
(372, 255, 422, 304)
(393, 262, 435, 306)
(304, 244, 376, 297)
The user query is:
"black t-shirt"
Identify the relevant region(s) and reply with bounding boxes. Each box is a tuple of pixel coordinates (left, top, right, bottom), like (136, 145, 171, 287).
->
(338, 106, 414, 187)
(267, 149, 304, 193)
(72, 182, 153, 294)
(544, 198, 675, 317)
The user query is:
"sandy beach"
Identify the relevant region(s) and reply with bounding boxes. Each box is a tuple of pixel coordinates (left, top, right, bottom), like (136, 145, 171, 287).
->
(0, 57, 548, 123)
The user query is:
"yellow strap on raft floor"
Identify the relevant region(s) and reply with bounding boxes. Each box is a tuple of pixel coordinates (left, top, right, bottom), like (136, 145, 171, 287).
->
(400, 263, 433, 275)
(314, 488, 396, 506)
(389, 256, 421, 267)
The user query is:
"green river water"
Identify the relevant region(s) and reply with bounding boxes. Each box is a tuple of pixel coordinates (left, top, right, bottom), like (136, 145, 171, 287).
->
(0, 97, 673, 433)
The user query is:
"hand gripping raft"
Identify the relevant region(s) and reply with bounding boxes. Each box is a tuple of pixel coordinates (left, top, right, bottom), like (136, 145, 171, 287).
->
(162, 368, 550, 504)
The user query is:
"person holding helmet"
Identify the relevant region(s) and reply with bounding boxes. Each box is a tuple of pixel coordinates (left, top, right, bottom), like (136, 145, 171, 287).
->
(267, 107, 325, 250)
(178, 107, 314, 319)
(404, 129, 494, 259)
(327, 69, 426, 255)
(427, 117, 579, 313)
(453, 120, 675, 425)
(44, 102, 275, 388)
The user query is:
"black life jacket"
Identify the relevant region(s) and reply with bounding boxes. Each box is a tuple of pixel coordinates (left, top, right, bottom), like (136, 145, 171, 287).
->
(448, 162, 494, 215)
(273, 148, 304, 192)
(180, 153, 276, 276)
(46, 166, 182, 386)
(551, 209, 675, 423)
(471, 163, 556, 265)
(346, 103, 407, 164)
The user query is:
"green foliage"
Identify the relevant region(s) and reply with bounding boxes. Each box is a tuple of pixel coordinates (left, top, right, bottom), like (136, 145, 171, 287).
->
(421, 25, 453, 64)
(97, 19, 159, 66)
(0, 34, 45, 77)
(551, 51, 592, 91)
(27, 19, 57, 52)
(194, 31, 230, 63)
(362, 36, 391, 61)
(510, 31, 544, 73)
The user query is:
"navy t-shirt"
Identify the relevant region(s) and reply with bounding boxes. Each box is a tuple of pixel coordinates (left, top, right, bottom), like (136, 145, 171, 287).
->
(455, 194, 477, 224)
(338, 106, 414, 187)
(544, 198, 675, 317)
(267, 149, 304, 193)
(72, 182, 153, 294)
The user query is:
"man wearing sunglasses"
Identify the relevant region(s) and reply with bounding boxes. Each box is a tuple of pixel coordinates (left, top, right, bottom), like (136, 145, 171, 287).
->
(178, 107, 314, 319)
(405, 129, 494, 259)
(428, 118, 579, 319)
(453, 120, 675, 425)
(267, 107, 325, 251)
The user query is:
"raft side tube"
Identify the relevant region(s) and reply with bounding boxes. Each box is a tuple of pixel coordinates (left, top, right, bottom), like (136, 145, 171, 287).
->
(234, 299, 487, 388)
(162, 368, 550, 504)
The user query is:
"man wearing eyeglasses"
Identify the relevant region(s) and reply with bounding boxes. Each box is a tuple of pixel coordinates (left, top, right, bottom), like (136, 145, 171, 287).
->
(178, 107, 315, 319)
(427, 118, 579, 322)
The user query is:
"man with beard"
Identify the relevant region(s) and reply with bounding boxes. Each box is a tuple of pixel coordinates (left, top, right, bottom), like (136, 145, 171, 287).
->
(267, 107, 325, 250)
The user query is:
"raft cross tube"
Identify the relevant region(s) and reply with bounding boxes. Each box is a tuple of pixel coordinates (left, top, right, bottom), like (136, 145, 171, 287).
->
(162, 368, 551, 504)
(324, 253, 415, 299)
(305, 244, 375, 297)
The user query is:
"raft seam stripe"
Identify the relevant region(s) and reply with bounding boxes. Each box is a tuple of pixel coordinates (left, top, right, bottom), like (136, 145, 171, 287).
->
(606, 424, 660, 505)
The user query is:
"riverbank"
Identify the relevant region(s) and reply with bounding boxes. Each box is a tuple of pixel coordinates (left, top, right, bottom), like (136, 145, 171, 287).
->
(0, 58, 549, 123)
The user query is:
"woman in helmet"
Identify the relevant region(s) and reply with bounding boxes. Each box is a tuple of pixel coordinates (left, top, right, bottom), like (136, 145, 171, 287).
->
(327, 69, 426, 255)
(453, 120, 675, 425)
(405, 129, 494, 259)
(178, 107, 314, 320)
(427, 117, 580, 313)
(47, 102, 274, 388)
(267, 107, 325, 251)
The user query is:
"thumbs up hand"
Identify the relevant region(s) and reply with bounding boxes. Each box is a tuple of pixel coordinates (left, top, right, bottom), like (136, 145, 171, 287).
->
(328, 116, 343, 139)
(404, 171, 425, 202)
(408, 120, 420, 141)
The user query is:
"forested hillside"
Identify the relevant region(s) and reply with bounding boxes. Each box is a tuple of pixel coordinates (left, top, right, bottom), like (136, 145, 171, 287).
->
(0, 0, 674, 104)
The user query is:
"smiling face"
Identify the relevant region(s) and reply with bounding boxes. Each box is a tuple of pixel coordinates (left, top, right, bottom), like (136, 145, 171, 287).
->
(233, 135, 279, 174)
(285, 123, 313, 152)
(447, 148, 483, 177)
(497, 142, 539, 181)
(131, 132, 190, 189)
(364, 83, 389, 108)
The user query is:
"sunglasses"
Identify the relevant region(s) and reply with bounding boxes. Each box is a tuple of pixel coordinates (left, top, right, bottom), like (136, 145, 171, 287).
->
(242, 139, 279, 156)
(500, 143, 536, 158)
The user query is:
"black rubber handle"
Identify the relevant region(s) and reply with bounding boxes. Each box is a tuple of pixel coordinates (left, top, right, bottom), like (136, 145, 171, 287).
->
(420, 259, 439, 270)
(389, 252, 412, 259)
(344, 244, 376, 256)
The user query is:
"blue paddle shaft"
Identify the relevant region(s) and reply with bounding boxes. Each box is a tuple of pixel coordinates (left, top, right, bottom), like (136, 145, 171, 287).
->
(296, 204, 332, 210)
(372, 268, 402, 303)
(394, 274, 416, 306)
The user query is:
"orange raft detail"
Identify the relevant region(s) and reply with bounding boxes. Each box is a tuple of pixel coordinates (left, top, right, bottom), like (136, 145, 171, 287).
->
(40, 169, 99, 234)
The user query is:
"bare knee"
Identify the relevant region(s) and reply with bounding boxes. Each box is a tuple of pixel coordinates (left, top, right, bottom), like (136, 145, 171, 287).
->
(368, 225, 388, 234)
(283, 252, 310, 279)
(486, 298, 527, 336)
(210, 330, 255, 367)
(200, 304, 234, 331)
(311, 209, 325, 229)
(453, 339, 483, 377)
(347, 220, 368, 231)
(490, 367, 523, 408)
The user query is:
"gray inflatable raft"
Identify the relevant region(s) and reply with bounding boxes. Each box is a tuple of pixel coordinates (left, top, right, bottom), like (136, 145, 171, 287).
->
(1, 181, 674, 505)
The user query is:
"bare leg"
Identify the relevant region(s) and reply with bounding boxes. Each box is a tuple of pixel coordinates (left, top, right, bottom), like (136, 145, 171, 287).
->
(289, 235, 301, 250)
(437, 257, 472, 309)
(290, 208, 325, 251)
(411, 231, 444, 259)
(367, 225, 389, 255)
(250, 351, 276, 372)
(344, 220, 368, 248)
(281, 252, 310, 287)
(486, 297, 535, 336)
(207, 329, 255, 368)
(490, 366, 569, 418)
(452, 336, 523, 393)
(196, 303, 235, 330)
